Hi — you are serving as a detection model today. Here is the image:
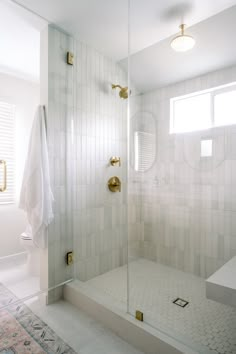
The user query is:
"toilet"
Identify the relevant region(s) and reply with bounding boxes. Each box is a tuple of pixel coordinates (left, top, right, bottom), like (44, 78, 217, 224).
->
(20, 227, 40, 277)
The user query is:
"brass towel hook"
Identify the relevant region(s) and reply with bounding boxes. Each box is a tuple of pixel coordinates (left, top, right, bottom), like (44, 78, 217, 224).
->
(0, 160, 7, 192)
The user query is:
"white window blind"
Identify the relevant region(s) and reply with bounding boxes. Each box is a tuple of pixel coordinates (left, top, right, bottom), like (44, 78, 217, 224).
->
(134, 131, 155, 172)
(0, 101, 15, 204)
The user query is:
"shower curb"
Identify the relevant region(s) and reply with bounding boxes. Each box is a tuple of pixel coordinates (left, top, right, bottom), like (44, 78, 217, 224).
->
(63, 280, 202, 354)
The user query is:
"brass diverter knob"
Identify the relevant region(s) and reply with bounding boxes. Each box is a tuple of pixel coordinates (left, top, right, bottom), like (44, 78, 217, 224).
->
(110, 156, 121, 166)
(108, 176, 121, 193)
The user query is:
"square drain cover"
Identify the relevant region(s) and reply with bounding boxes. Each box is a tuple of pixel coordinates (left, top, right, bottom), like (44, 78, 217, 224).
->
(173, 298, 189, 308)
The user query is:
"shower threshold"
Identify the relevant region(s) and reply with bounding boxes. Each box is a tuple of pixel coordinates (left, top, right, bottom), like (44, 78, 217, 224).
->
(63, 259, 217, 354)
(64, 279, 195, 354)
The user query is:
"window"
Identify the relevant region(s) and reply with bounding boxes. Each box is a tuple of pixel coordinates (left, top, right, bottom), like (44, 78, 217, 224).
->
(171, 93, 211, 133)
(214, 90, 236, 127)
(0, 101, 15, 204)
(170, 82, 236, 134)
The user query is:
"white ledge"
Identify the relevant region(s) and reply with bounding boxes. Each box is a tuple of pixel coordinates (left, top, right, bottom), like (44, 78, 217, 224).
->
(206, 256, 236, 308)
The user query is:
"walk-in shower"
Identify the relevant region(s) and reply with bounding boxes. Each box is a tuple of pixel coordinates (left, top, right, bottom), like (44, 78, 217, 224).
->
(1, 1, 236, 354)
(63, 2, 236, 353)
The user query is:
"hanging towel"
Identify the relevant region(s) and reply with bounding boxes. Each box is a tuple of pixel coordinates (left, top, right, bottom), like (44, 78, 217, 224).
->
(19, 105, 54, 248)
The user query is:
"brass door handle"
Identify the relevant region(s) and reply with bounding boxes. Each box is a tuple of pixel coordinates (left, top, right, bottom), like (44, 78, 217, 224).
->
(0, 160, 7, 192)
(108, 176, 121, 192)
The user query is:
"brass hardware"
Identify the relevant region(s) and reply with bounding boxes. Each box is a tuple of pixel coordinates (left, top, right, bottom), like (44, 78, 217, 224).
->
(0, 160, 7, 192)
(67, 52, 74, 65)
(108, 176, 121, 193)
(180, 24, 185, 35)
(110, 156, 121, 166)
(112, 84, 130, 99)
(135, 310, 144, 322)
(66, 251, 74, 265)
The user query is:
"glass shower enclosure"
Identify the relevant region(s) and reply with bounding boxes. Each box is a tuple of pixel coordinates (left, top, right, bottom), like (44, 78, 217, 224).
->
(2, 2, 235, 354)
(127, 1, 236, 353)
(55, 2, 236, 353)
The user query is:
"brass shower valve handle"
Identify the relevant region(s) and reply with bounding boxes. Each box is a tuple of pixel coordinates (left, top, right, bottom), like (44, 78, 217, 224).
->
(110, 156, 121, 166)
(108, 176, 121, 192)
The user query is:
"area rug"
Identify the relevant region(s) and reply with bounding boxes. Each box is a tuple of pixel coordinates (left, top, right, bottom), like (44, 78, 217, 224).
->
(0, 283, 76, 354)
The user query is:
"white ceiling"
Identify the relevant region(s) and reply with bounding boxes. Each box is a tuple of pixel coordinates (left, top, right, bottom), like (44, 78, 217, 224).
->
(10, 0, 236, 60)
(121, 5, 236, 93)
(2, 0, 236, 90)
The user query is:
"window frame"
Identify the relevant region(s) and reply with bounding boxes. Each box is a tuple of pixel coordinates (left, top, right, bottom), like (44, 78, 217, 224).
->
(170, 82, 236, 134)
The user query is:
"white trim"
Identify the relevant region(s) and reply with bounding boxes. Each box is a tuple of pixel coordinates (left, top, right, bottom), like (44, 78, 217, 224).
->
(0, 251, 27, 266)
(171, 81, 236, 102)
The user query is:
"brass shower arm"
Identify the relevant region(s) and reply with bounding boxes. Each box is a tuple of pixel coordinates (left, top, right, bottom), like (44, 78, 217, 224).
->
(112, 84, 123, 90)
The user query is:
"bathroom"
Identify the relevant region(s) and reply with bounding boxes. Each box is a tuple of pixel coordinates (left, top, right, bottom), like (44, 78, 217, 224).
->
(0, 0, 41, 298)
(0, 1, 236, 353)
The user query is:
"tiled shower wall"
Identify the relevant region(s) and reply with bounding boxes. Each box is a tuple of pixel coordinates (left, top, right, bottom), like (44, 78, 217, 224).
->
(43, 25, 129, 291)
(134, 65, 236, 278)
(72, 32, 128, 282)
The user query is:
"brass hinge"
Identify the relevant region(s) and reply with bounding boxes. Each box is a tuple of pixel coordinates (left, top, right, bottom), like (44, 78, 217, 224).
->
(66, 251, 74, 265)
(67, 52, 74, 65)
(135, 310, 144, 322)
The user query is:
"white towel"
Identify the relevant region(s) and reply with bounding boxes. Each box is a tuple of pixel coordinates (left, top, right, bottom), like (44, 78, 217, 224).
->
(19, 105, 54, 248)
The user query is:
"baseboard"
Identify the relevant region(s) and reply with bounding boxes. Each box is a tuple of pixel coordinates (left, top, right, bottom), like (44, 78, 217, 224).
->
(0, 251, 27, 267)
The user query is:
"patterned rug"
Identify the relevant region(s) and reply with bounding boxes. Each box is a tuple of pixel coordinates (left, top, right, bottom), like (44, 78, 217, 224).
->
(0, 283, 76, 354)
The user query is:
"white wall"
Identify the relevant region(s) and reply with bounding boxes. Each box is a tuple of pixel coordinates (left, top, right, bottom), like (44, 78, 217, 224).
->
(0, 72, 39, 257)
(134, 65, 236, 278)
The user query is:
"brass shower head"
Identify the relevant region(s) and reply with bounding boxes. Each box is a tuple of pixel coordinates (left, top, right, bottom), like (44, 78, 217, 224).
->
(112, 84, 129, 99)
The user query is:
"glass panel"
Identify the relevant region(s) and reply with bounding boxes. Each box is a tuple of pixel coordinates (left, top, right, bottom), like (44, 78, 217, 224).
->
(128, 1, 236, 353)
(1, 5, 130, 351)
(69, 1, 129, 315)
(44, 25, 76, 301)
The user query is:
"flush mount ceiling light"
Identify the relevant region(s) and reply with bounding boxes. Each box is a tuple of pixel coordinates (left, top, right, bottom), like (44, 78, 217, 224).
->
(171, 24, 195, 52)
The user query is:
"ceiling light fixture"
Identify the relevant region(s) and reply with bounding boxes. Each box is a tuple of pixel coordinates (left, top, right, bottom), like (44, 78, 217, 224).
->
(171, 24, 195, 52)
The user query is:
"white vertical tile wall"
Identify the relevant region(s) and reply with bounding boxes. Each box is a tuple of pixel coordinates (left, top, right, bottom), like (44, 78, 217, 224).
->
(44, 25, 130, 292)
(131, 65, 236, 278)
(73, 39, 129, 282)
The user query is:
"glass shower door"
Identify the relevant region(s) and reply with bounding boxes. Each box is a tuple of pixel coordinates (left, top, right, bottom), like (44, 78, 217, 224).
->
(128, 1, 236, 353)
(67, 1, 130, 317)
